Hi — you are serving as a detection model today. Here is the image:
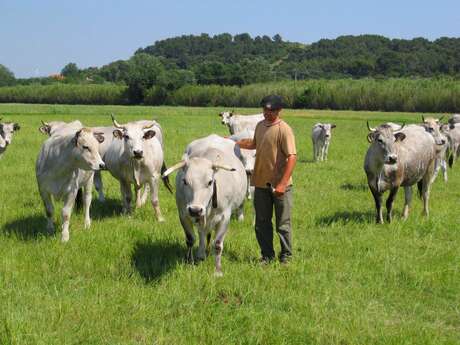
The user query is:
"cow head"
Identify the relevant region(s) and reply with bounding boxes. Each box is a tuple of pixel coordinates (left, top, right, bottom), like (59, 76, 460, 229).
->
(112, 115, 156, 160)
(318, 123, 336, 139)
(163, 157, 236, 224)
(0, 118, 20, 146)
(367, 122, 406, 165)
(421, 116, 446, 146)
(73, 128, 106, 171)
(219, 111, 233, 125)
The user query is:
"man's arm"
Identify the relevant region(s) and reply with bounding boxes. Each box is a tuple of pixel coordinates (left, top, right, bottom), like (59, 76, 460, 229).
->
(274, 154, 297, 196)
(236, 138, 256, 150)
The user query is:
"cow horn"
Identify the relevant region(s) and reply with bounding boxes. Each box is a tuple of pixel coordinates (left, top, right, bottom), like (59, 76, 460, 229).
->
(212, 163, 236, 172)
(392, 123, 405, 132)
(162, 160, 186, 177)
(111, 113, 123, 129)
(366, 121, 375, 132)
(142, 122, 154, 130)
(41, 120, 49, 126)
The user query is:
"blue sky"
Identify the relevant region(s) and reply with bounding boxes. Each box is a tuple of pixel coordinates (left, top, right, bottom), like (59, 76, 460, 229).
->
(1, 0, 459, 78)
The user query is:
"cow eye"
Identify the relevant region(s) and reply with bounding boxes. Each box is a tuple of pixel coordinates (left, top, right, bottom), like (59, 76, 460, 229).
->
(377, 138, 384, 144)
(208, 180, 213, 187)
(182, 178, 187, 186)
(83, 145, 90, 151)
(124, 135, 130, 140)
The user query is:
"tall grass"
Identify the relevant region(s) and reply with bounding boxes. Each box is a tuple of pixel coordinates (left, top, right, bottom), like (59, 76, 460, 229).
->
(168, 79, 460, 113)
(0, 84, 128, 105)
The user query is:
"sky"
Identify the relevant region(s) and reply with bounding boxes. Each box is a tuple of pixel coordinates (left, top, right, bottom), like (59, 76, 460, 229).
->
(1, 0, 459, 78)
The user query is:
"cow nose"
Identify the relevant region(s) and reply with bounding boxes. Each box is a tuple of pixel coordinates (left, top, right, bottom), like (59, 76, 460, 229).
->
(188, 206, 203, 217)
(99, 162, 106, 170)
(387, 155, 397, 164)
(440, 139, 446, 145)
(133, 150, 143, 159)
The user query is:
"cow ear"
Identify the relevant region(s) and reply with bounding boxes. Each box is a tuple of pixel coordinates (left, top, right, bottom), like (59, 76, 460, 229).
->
(113, 129, 123, 139)
(219, 112, 223, 117)
(39, 125, 50, 135)
(331, 124, 336, 129)
(74, 129, 82, 146)
(13, 123, 20, 131)
(93, 132, 105, 144)
(367, 132, 374, 143)
(395, 132, 406, 142)
(212, 180, 218, 208)
(143, 130, 156, 140)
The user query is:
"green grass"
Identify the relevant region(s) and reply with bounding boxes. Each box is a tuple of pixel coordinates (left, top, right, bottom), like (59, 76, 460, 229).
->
(0, 104, 459, 345)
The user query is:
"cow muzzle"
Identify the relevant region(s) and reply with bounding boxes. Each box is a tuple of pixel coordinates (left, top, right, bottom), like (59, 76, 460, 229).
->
(133, 150, 143, 159)
(188, 205, 204, 218)
(385, 154, 398, 165)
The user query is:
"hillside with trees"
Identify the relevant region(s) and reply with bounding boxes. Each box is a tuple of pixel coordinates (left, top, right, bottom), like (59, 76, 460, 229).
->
(1, 33, 460, 108)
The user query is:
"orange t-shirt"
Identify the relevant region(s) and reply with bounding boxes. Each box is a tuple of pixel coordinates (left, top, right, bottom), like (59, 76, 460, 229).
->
(251, 119, 296, 188)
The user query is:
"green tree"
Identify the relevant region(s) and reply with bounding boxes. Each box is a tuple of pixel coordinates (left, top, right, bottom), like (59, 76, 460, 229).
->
(0, 64, 15, 86)
(61, 63, 80, 78)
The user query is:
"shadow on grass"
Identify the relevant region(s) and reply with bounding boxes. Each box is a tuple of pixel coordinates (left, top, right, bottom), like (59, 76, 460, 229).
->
(340, 183, 368, 192)
(316, 210, 375, 226)
(299, 158, 316, 164)
(132, 239, 184, 283)
(2, 214, 53, 240)
(90, 197, 123, 220)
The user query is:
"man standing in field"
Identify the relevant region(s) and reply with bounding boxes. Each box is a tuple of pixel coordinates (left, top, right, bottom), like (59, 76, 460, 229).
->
(237, 95, 297, 264)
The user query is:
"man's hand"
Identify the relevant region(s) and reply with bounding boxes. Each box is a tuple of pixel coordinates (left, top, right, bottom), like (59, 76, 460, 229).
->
(274, 183, 287, 197)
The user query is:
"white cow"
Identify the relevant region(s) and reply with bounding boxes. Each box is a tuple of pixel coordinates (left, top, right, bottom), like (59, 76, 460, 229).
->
(219, 111, 264, 135)
(311, 123, 336, 161)
(104, 116, 168, 221)
(163, 134, 247, 276)
(229, 129, 256, 200)
(39, 120, 83, 137)
(0, 118, 20, 158)
(36, 128, 105, 242)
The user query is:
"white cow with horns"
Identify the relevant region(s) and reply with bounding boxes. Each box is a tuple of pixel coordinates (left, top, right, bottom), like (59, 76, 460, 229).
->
(162, 134, 247, 277)
(103, 115, 171, 221)
(219, 111, 264, 135)
(36, 127, 106, 242)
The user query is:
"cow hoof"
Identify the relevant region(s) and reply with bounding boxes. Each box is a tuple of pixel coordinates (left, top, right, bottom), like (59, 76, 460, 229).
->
(157, 216, 165, 222)
(61, 234, 70, 243)
(84, 220, 91, 229)
(214, 270, 223, 278)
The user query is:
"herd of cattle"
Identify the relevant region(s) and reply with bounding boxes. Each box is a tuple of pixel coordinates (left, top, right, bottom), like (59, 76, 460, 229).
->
(1, 112, 460, 275)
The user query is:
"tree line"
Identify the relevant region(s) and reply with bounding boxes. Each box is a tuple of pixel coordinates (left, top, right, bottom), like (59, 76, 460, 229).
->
(1, 33, 460, 105)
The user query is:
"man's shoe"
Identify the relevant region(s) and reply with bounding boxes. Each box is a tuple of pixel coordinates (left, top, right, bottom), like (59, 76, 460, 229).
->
(279, 255, 292, 265)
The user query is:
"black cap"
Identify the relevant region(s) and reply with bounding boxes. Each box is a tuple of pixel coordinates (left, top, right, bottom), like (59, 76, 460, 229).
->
(260, 94, 285, 110)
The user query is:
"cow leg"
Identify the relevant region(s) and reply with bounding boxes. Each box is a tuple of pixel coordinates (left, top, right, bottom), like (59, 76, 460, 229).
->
(140, 184, 150, 206)
(134, 184, 142, 209)
(246, 175, 252, 200)
(94, 171, 105, 202)
(312, 141, 317, 161)
(441, 159, 448, 182)
(179, 215, 195, 263)
(214, 214, 231, 277)
(369, 187, 383, 224)
(61, 190, 77, 243)
(120, 181, 132, 214)
(206, 232, 212, 256)
(421, 175, 432, 218)
(196, 227, 207, 261)
(403, 186, 412, 220)
(83, 175, 94, 229)
(236, 202, 244, 222)
(323, 142, 329, 161)
(40, 190, 55, 234)
(385, 187, 399, 223)
(149, 177, 164, 222)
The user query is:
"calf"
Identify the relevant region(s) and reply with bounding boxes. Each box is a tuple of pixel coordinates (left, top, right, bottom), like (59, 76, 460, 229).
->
(311, 123, 336, 161)
(36, 128, 105, 242)
(0, 118, 20, 158)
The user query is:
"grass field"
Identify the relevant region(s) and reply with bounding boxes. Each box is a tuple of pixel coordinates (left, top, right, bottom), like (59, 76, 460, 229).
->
(0, 104, 459, 345)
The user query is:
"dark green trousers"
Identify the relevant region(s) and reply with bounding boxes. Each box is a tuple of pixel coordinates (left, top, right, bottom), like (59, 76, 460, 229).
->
(254, 186, 293, 260)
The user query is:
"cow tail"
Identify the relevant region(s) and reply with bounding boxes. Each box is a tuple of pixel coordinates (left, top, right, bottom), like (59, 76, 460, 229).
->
(161, 162, 174, 194)
(75, 188, 83, 210)
(417, 180, 423, 199)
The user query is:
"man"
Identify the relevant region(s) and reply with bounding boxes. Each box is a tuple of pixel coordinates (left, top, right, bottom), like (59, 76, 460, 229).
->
(237, 95, 297, 264)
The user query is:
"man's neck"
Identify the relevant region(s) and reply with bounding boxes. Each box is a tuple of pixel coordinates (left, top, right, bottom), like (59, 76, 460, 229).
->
(264, 117, 281, 126)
